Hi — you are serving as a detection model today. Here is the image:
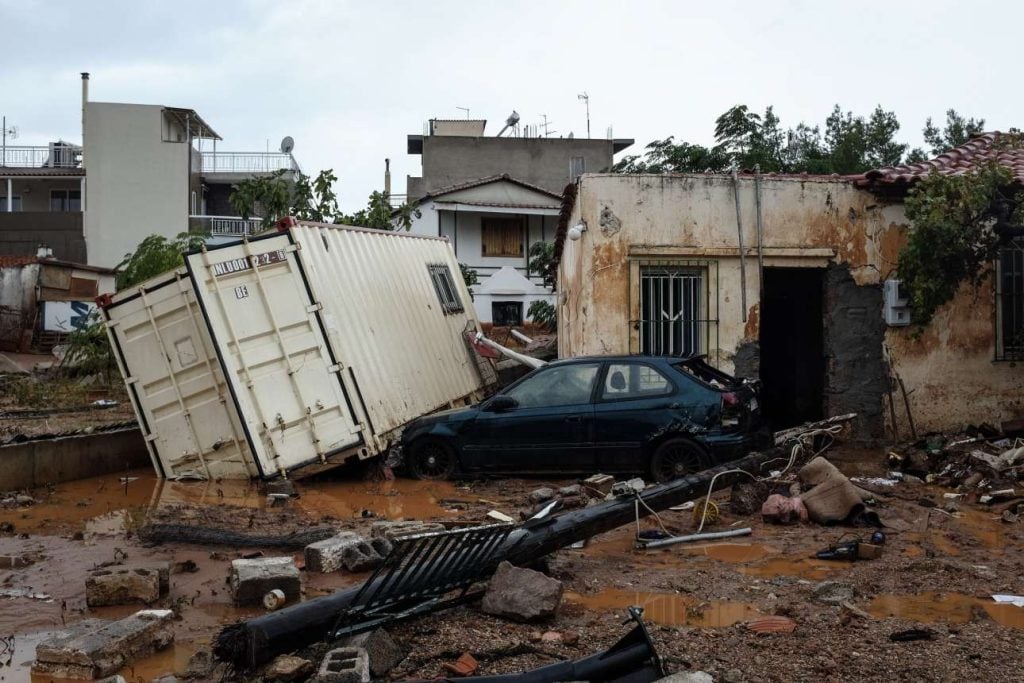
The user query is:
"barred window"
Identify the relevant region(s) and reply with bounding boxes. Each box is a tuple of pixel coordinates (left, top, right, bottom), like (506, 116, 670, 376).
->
(997, 238, 1024, 361)
(427, 264, 463, 314)
(639, 265, 705, 356)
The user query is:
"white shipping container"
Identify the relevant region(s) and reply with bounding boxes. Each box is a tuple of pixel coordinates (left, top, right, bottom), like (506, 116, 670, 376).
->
(101, 220, 496, 480)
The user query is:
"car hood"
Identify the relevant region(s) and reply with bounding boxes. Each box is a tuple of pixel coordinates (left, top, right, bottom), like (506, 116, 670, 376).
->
(407, 404, 480, 429)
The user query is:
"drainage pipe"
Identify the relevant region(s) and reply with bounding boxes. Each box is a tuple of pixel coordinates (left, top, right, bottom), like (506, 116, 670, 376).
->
(731, 168, 748, 322)
(754, 165, 765, 300)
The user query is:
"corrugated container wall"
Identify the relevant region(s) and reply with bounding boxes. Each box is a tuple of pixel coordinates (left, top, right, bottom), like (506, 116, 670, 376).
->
(102, 221, 495, 480)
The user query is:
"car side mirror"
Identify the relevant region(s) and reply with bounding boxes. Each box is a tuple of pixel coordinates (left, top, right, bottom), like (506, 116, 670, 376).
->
(486, 396, 518, 412)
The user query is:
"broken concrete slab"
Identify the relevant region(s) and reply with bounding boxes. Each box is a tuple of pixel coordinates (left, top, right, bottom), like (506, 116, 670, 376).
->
(812, 580, 856, 605)
(480, 560, 562, 622)
(230, 557, 300, 606)
(340, 629, 405, 677)
(305, 533, 387, 573)
(582, 473, 615, 496)
(85, 562, 170, 607)
(32, 610, 174, 679)
(369, 521, 445, 541)
(316, 647, 369, 683)
(265, 654, 314, 681)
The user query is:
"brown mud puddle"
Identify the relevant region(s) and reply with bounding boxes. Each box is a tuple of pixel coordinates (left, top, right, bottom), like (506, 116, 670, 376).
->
(867, 591, 1024, 629)
(566, 588, 761, 628)
(0, 469, 459, 535)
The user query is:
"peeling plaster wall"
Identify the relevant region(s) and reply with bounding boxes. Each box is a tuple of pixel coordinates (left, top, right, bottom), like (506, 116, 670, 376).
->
(557, 173, 1024, 435)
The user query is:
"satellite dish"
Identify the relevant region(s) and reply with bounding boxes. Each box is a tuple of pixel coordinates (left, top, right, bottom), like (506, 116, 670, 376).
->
(280, 136, 295, 154)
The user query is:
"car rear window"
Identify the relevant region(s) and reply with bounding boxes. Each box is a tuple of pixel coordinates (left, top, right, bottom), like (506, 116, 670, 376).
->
(601, 363, 673, 400)
(672, 358, 735, 389)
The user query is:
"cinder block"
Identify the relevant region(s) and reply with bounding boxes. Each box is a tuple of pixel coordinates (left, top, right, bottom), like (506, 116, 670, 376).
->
(305, 533, 385, 573)
(230, 557, 300, 606)
(33, 610, 174, 679)
(582, 474, 615, 495)
(86, 563, 169, 607)
(340, 629, 404, 677)
(316, 647, 369, 683)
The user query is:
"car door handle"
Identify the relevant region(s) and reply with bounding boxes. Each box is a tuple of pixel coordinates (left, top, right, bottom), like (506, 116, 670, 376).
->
(564, 416, 582, 423)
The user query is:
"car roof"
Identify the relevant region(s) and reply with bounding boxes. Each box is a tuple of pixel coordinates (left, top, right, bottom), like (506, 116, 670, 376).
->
(547, 354, 700, 366)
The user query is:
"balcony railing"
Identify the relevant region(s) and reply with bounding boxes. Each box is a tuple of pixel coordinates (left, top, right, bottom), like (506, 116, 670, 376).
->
(190, 215, 267, 237)
(388, 194, 408, 208)
(0, 145, 82, 169)
(199, 151, 299, 174)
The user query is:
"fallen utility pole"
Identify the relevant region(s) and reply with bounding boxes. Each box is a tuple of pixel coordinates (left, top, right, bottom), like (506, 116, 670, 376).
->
(215, 446, 794, 669)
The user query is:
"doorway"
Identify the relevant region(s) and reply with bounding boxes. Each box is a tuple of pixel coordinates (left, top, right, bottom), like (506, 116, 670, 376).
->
(759, 267, 825, 429)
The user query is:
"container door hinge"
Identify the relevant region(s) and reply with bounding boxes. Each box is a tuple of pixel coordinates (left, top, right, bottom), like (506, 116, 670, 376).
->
(306, 302, 323, 313)
(327, 364, 341, 374)
(144, 434, 159, 443)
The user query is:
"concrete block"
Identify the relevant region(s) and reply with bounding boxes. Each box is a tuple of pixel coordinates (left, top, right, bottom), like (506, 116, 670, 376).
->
(582, 474, 614, 495)
(369, 521, 444, 541)
(305, 533, 385, 573)
(340, 629, 404, 677)
(85, 563, 169, 607)
(230, 557, 300, 606)
(316, 647, 369, 683)
(33, 610, 174, 679)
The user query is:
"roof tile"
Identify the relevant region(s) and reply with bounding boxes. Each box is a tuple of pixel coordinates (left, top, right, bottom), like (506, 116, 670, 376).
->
(856, 132, 1024, 189)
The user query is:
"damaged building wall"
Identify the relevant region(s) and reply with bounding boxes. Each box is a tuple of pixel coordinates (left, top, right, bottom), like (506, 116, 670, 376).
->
(557, 173, 1022, 435)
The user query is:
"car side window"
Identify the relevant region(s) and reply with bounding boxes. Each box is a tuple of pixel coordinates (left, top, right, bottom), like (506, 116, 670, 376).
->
(602, 363, 672, 400)
(505, 364, 601, 408)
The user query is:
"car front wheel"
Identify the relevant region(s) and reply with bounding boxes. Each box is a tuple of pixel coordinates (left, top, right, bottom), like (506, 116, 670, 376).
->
(407, 439, 457, 480)
(649, 438, 709, 483)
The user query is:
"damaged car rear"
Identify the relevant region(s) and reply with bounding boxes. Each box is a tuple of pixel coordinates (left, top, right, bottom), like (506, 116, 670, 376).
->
(400, 355, 764, 481)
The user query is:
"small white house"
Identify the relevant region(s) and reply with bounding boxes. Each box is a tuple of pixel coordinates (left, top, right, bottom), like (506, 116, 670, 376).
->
(404, 174, 559, 324)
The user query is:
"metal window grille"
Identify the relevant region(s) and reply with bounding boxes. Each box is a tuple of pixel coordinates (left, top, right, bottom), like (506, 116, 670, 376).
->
(997, 238, 1024, 361)
(634, 262, 717, 358)
(427, 264, 464, 314)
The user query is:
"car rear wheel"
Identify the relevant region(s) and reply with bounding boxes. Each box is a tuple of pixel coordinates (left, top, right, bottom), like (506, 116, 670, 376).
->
(407, 439, 457, 480)
(650, 438, 709, 483)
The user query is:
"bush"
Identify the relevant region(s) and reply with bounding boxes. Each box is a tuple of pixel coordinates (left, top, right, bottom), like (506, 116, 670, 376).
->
(528, 300, 556, 331)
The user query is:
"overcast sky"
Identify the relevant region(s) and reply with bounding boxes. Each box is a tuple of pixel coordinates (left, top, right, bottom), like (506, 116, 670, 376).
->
(2, 0, 1019, 211)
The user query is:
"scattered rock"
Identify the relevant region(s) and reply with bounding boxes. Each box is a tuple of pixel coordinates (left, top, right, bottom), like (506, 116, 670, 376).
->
(96, 676, 127, 683)
(316, 646, 369, 683)
(340, 629, 404, 677)
(15, 494, 37, 506)
(730, 480, 770, 516)
(540, 631, 562, 643)
(480, 561, 563, 621)
(529, 488, 556, 505)
(230, 557, 300, 606)
(172, 560, 199, 574)
(812, 580, 856, 605)
(265, 654, 314, 681)
(32, 610, 175, 679)
(558, 484, 582, 498)
(562, 631, 580, 646)
(722, 669, 744, 683)
(184, 649, 214, 678)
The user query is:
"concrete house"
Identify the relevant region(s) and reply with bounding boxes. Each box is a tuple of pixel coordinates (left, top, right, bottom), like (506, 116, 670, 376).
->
(1, 73, 299, 269)
(404, 117, 632, 325)
(554, 134, 1023, 437)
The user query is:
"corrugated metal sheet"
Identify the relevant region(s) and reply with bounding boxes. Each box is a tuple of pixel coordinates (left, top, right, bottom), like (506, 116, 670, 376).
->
(290, 223, 495, 443)
(103, 222, 495, 480)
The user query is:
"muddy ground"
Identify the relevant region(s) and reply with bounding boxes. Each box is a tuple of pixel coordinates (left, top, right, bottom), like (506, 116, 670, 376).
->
(1, 446, 1022, 682)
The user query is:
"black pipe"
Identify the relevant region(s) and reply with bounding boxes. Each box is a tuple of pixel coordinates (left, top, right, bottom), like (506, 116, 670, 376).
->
(215, 448, 782, 669)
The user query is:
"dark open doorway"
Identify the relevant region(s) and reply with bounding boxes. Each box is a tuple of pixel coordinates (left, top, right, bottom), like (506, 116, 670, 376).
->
(759, 267, 825, 429)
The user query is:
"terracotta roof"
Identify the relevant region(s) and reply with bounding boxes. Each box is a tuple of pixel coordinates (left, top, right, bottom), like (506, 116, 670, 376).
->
(0, 167, 85, 177)
(855, 132, 1024, 191)
(432, 200, 560, 210)
(412, 174, 564, 205)
(0, 255, 40, 267)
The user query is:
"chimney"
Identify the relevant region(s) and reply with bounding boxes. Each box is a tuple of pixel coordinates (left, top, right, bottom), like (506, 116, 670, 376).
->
(81, 72, 89, 167)
(36, 244, 53, 259)
(384, 158, 391, 196)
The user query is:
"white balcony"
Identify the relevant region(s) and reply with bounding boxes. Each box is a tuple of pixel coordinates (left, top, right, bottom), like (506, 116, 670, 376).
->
(0, 144, 82, 169)
(199, 151, 299, 175)
(190, 215, 267, 237)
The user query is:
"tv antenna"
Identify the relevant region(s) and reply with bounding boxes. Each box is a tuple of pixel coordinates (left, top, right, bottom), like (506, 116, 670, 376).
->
(1, 116, 17, 166)
(456, 106, 470, 119)
(577, 92, 590, 139)
(539, 114, 557, 137)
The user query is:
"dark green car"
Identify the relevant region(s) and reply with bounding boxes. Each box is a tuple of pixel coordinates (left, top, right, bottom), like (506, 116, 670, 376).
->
(400, 355, 763, 482)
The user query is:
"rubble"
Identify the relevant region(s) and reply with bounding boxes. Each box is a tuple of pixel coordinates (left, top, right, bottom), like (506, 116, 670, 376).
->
(441, 652, 479, 677)
(316, 647, 370, 683)
(85, 562, 170, 607)
(529, 487, 556, 504)
(369, 520, 445, 540)
(266, 655, 315, 681)
(480, 561, 563, 621)
(582, 473, 615, 496)
(305, 532, 388, 573)
(230, 557, 301, 606)
(812, 581, 857, 605)
(32, 610, 174, 679)
(340, 629, 405, 677)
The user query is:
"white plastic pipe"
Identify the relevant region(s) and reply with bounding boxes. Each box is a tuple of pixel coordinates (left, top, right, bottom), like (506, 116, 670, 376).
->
(637, 527, 753, 549)
(474, 332, 546, 369)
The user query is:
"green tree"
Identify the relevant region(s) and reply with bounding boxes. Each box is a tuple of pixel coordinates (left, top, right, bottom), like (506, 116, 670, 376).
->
(923, 109, 986, 156)
(528, 241, 556, 289)
(897, 134, 1024, 327)
(613, 137, 728, 173)
(117, 232, 208, 290)
(339, 191, 421, 231)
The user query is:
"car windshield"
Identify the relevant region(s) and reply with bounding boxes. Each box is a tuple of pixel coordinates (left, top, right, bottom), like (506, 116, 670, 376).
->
(504, 363, 601, 408)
